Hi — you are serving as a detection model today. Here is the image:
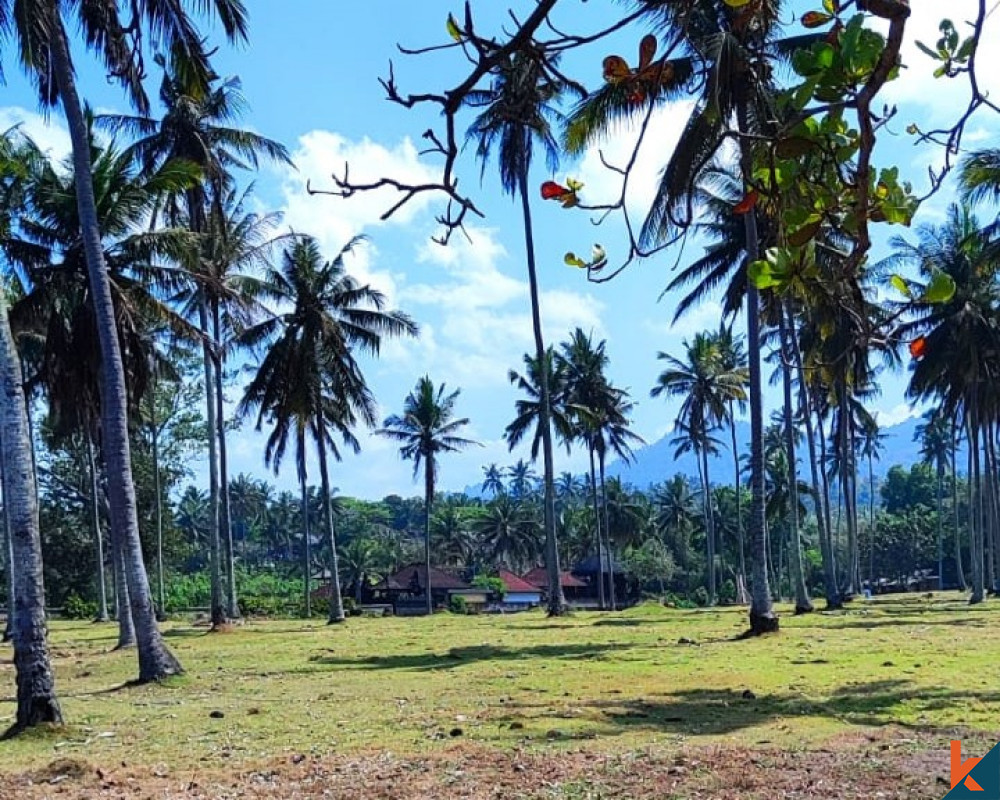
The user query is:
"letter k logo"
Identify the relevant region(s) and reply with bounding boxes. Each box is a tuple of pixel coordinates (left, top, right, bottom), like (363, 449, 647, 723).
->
(953, 741, 985, 792)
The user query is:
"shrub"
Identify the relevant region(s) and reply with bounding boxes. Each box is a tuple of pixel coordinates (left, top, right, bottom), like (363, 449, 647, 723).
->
(449, 595, 468, 615)
(63, 593, 98, 620)
(471, 574, 506, 600)
(692, 586, 710, 607)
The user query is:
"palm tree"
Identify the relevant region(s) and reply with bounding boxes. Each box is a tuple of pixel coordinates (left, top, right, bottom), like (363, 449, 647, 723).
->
(507, 459, 540, 502)
(893, 204, 998, 603)
(1, 0, 249, 685)
(481, 463, 506, 498)
(104, 56, 292, 622)
(652, 333, 744, 604)
(0, 128, 61, 732)
(476, 495, 540, 572)
(466, 46, 574, 616)
(505, 349, 576, 460)
(916, 409, 957, 591)
(566, 1, 817, 633)
(857, 414, 886, 585)
(240, 237, 416, 624)
(377, 377, 477, 615)
(713, 325, 750, 599)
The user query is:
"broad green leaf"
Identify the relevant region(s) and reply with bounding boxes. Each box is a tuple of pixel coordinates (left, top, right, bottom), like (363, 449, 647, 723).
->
(890, 274, 912, 299)
(822, 0, 839, 13)
(915, 40, 939, 60)
(748, 259, 782, 290)
(922, 272, 956, 304)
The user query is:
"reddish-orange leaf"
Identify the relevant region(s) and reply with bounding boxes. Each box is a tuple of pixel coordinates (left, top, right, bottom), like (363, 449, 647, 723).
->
(541, 181, 569, 200)
(638, 34, 658, 70)
(802, 10, 833, 28)
(628, 85, 647, 105)
(733, 190, 759, 215)
(909, 337, 927, 359)
(603, 55, 631, 83)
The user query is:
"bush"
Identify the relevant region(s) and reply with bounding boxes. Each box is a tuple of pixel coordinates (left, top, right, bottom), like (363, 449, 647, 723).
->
(692, 586, 710, 607)
(342, 597, 362, 616)
(449, 595, 468, 615)
(63, 593, 98, 620)
(718, 579, 737, 605)
(471, 574, 506, 600)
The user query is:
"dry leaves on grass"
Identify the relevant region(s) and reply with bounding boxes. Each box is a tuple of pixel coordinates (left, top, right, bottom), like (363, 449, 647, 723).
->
(0, 732, 967, 800)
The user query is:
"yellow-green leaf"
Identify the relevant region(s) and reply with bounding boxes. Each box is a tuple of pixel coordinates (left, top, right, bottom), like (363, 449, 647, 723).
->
(446, 13, 463, 41)
(922, 272, 956, 304)
(890, 274, 912, 299)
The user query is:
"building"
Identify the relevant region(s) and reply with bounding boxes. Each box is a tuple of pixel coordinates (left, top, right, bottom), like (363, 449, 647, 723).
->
(494, 569, 543, 612)
(373, 563, 488, 615)
(522, 567, 591, 605)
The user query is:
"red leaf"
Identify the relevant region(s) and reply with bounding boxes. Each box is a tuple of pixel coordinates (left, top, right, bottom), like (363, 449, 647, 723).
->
(909, 337, 927, 359)
(541, 181, 569, 200)
(734, 190, 759, 215)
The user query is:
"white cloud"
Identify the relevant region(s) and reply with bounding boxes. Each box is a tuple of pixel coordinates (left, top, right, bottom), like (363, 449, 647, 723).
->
(574, 101, 697, 215)
(398, 225, 605, 389)
(873, 403, 920, 428)
(278, 130, 441, 302)
(0, 106, 71, 160)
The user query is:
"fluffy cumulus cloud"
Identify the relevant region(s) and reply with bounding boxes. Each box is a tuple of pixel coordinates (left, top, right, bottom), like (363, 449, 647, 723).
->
(0, 106, 71, 159)
(397, 224, 606, 389)
(278, 130, 442, 303)
(573, 101, 697, 216)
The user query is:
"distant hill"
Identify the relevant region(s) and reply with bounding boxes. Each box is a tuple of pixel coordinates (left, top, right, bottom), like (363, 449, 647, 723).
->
(606, 415, 929, 489)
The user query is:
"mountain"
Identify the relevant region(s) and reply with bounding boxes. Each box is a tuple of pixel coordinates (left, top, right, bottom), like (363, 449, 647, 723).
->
(606, 415, 929, 489)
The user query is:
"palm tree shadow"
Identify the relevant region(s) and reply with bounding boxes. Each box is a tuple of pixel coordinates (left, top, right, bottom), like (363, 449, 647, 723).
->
(310, 642, 633, 672)
(495, 680, 1000, 739)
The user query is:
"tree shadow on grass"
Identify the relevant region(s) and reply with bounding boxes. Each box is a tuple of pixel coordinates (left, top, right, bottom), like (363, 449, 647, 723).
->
(310, 642, 635, 672)
(792, 616, 991, 632)
(493, 680, 1000, 739)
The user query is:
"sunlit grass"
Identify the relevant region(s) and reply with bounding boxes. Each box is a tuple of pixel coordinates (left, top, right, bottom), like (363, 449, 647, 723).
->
(1, 593, 998, 774)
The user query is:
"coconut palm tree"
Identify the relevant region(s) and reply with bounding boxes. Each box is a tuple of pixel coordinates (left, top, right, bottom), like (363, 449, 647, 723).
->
(377, 378, 477, 615)
(0, 127, 61, 732)
(892, 204, 999, 603)
(1, 0, 249, 684)
(652, 333, 745, 604)
(101, 58, 292, 622)
(566, 0, 821, 633)
(466, 46, 575, 616)
(507, 459, 540, 502)
(476, 495, 539, 572)
(240, 237, 416, 624)
(916, 409, 956, 590)
(481, 463, 506, 498)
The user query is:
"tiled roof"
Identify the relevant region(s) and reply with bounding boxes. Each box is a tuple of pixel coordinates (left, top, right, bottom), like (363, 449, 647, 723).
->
(375, 563, 470, 591)
(498, 569, 542, 594)
(522, 567, 587, 589)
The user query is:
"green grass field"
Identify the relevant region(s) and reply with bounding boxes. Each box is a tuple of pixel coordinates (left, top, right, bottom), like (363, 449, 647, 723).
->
(2, 595, 999, 798)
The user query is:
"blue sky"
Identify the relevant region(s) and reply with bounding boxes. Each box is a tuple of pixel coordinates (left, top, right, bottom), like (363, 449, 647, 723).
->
(2, 1, 998, 499)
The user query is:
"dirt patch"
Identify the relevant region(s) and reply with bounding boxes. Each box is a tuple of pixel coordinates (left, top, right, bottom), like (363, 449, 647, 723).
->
(0, 730, 974, 799)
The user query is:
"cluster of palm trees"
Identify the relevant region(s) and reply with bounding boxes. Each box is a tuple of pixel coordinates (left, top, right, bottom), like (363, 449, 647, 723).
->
(0, 0, 423, 733)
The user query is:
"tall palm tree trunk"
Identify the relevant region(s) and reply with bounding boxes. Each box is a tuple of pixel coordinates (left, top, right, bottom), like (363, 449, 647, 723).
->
(316, 426, 345, 624)
(698, 445, 717, 606)
(838, 387, 859, 597)
(149, 392, 165, 618)
(212, 303, 240, 621)
(113, 536, 136, 649)
(49, 15, 180, 682)
(3, 501, 12, 643)
(598, 449, 617, 611)
(1, 294, 62, 734)
(779, 312, 812, 614)
(936, 462, 945, 590)
(816, 406, 839, 589)
(517, 170, 566, 616)
(952, 417, 966, 589)
(986, 432, 999, 593)
(729, 411, 748, 603)
(199, 302, 226, 628)
(738, 111, 777, 634)
(788, 309, 839, 608)
(299, 469, 312, 618)
(969, 406, 985, 604)
(868, 450, 876, 585)
(86, 434, 110, 622)
(423, 455, 435, 616)
(588, 447, 606, 610)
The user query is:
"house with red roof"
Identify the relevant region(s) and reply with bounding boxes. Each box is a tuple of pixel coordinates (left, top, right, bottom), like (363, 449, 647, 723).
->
(522, 566, 592, 604)
(373, 563, 488, 615)
(494, 569, 543, 611)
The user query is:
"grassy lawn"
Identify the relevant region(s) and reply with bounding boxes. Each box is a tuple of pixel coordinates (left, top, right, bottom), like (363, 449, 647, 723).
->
(1, 594, 998, 798)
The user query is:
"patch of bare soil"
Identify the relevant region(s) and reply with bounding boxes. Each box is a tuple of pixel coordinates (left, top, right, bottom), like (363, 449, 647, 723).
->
(0, 729, 984, 800)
